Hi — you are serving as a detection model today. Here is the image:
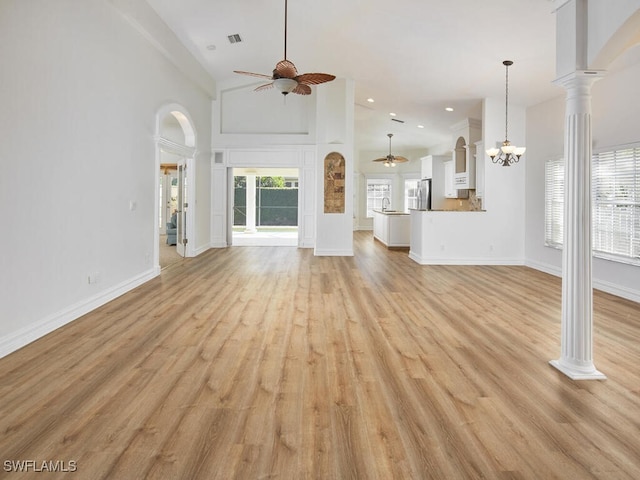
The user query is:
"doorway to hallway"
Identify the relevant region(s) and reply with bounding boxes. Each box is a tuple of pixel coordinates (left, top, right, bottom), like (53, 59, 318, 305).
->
(231, 167, 299, 247)
(155, 105, 196, 271)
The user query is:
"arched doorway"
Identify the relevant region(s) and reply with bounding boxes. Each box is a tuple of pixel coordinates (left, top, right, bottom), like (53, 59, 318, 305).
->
(155, 105, 196, 269)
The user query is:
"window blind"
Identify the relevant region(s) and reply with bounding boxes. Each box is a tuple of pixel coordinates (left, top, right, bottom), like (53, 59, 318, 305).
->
(544, 145, 640, 265)
(545, 158, 564, 248)
(592, 147, 640, 261)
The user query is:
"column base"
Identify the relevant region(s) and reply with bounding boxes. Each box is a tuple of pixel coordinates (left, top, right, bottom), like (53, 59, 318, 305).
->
(549, 359, 606, 380)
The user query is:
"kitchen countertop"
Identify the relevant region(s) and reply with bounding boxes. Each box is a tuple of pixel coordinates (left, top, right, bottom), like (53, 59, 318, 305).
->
(373, 209, 410, 215)
(409, 208, 486, 212)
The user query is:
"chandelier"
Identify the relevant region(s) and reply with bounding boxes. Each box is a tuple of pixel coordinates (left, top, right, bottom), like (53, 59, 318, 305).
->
(486, 60, 526, 166)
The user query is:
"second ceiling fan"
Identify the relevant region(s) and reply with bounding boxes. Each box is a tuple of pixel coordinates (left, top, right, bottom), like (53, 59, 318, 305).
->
(234, 0, 336, 96)
(373, 134, 409, 167)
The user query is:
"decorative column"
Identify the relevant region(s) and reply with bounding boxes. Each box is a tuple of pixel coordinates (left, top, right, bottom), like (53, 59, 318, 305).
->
(550, 71, 605, 380)
(245, 174, 257, 233)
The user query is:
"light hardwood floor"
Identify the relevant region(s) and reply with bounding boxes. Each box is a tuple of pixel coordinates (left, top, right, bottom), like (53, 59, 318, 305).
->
(1, 232, 639, 479)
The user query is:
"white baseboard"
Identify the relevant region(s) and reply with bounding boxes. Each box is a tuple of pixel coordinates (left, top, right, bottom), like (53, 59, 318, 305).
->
(593, 279, 640, 303)
(592, 278, 640, 303)
(525, 259, 640, 303)
(0, 268, 159, 360)
(192, 244, 210, 256)
(525, 259, 562, 277)
(409, 251, 525, 265)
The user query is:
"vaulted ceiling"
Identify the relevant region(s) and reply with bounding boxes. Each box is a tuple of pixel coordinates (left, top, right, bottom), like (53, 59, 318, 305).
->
(146, 0, 559, 154)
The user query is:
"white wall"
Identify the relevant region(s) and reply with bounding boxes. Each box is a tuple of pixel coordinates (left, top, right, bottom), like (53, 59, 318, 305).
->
(213, 77, 317, 147)
(210, 79, 321, 249)
(211, 76, 354, 255)
(315, 79, 355, 256)
(525, 57, 640, 302)
(0, 0, 213, 357)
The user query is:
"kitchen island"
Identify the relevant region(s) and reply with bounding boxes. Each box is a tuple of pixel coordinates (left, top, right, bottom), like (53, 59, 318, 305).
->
(372, 210, 410, 249)
(407, 208, 523, 265)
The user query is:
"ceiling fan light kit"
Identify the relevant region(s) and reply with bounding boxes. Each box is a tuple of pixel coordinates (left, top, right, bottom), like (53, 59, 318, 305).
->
(234, 0, 335, 96)
(273, 78, 298, 95)
(373, 133, 409, 168)
(486, 60, 526, 166)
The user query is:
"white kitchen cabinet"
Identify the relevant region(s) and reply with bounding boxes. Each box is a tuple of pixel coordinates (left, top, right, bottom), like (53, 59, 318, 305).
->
(445, 160, 468, 199)
(444, 160, 455, 198)
(454, 144, 476, 189)
(420, 156, 433, 179)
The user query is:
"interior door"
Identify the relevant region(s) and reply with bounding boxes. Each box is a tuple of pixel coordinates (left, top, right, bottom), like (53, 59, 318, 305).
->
(176, 159, 188, 257)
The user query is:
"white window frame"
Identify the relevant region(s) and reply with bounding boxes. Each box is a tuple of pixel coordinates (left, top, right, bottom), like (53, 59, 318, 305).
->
(403, 175, 420, 213)
(544, 143, 640, 265)
(366, 176, 393, 218)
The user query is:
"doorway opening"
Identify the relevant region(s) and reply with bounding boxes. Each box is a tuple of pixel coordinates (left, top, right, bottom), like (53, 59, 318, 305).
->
(231, 167, 299, 246)
(159, 164, 180, 268)
(155, 106, 196, 270)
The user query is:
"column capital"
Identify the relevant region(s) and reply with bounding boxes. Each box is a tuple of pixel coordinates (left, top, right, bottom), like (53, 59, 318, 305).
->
(553, 70, 606, 89)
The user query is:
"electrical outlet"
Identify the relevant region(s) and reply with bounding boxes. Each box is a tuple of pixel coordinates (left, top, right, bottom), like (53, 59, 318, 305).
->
(88, 272, 100, 284)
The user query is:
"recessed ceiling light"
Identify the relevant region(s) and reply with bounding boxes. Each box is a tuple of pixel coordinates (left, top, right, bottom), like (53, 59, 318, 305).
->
(445, 107, 454, 112)
(206, 44, 216, 51)
(389, 112, 396, 116)
(367, 98, 375, 103)
(417, 125, 424, 129)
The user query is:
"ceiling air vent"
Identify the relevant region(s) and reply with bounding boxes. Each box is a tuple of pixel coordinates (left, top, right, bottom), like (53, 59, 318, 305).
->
(227, 34, 242, 44)
(391, 118, 405, 123)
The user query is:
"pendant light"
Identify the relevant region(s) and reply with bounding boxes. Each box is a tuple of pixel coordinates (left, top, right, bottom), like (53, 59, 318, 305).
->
(486, 60, 526, 166)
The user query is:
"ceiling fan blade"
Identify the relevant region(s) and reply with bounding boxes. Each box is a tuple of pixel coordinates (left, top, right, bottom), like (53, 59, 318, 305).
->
(292, 83, 311, 95)
(392, 156, 409, 163)
(254, 82, 274, 92)
(372, 158, 388, 162)
(274, 59, 298, 79)
(233, 70, 273, 80)
(296, 73, 336, 85)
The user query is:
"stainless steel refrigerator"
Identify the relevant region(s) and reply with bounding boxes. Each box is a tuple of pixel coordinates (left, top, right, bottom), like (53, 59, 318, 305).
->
(416, 178, 432, 210)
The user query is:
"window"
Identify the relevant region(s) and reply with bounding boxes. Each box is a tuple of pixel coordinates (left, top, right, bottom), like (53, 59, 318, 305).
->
(404, 178, 419, 212)
(593, 147, 640, 261)
(366, 178, 392, 217)
(544, 145, 640, 264)
(544, 157, 564, 248)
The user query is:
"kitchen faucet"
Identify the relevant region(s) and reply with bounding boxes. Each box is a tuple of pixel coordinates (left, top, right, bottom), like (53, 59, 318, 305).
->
(382, 197, 390, 211)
